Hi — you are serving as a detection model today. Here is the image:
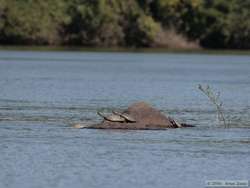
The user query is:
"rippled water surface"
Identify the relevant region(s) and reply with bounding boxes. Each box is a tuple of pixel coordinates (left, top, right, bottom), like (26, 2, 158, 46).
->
(0, 50, 249, 188)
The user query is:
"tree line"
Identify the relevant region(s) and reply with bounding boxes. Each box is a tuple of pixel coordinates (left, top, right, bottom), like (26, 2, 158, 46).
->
(0, 0, 249, 49)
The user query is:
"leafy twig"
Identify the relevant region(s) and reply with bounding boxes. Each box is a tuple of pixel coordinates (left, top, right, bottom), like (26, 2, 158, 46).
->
(198, 84, 228, 128)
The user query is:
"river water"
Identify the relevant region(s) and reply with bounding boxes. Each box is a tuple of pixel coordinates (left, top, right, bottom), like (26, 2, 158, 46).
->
(0, 50, 249, 188)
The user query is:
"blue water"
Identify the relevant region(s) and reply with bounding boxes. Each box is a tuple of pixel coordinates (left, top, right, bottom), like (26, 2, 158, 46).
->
(0, 51, 249, 188)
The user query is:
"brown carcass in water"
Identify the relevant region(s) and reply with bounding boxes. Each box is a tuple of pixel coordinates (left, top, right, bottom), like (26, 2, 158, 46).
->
(74, 102, 194, 130)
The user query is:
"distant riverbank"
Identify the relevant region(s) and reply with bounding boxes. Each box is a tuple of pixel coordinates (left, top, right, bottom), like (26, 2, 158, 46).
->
(1, 0, 250, 49)
(1, 46, 250, 56)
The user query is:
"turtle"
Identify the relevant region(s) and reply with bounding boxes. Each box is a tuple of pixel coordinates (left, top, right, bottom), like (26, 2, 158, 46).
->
(112, 111, 136, 123)
(168, 117, 182, 128)
(97, 111, 126, 122)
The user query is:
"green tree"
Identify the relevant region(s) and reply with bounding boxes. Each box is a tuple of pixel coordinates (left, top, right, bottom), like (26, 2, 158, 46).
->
(226, 0, 250, 48)
(0, 0, 69, 45)
(64, 0, 124, 46)
(0, 0, 249, 49)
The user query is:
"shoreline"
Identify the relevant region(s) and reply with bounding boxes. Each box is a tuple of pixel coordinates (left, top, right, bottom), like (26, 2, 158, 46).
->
(0, 45, 250, 55)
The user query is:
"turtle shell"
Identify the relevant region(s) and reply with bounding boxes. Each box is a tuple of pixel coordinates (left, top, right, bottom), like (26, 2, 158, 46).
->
(97, 112, 125, 122)
(113, 111, 136, 123)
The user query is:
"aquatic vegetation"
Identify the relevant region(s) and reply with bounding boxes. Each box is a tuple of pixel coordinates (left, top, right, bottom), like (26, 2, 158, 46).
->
(198, 84, 228, 128)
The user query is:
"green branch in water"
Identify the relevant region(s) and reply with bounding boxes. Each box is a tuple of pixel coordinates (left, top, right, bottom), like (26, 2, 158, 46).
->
(198, 84, 228, 128)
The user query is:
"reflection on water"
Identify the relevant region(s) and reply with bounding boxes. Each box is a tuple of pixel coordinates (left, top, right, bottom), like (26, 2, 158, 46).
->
(0, 51, 249, 188)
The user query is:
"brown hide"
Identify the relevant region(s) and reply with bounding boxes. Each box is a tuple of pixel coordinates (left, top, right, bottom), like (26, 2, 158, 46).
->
(86, 102, 178, 130)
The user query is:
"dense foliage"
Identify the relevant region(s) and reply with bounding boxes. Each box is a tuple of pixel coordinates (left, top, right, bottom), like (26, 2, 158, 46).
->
(0, 0, 249, 49)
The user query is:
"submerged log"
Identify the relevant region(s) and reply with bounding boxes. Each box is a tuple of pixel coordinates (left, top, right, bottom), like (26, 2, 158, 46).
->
(76, 101, 194, 130)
